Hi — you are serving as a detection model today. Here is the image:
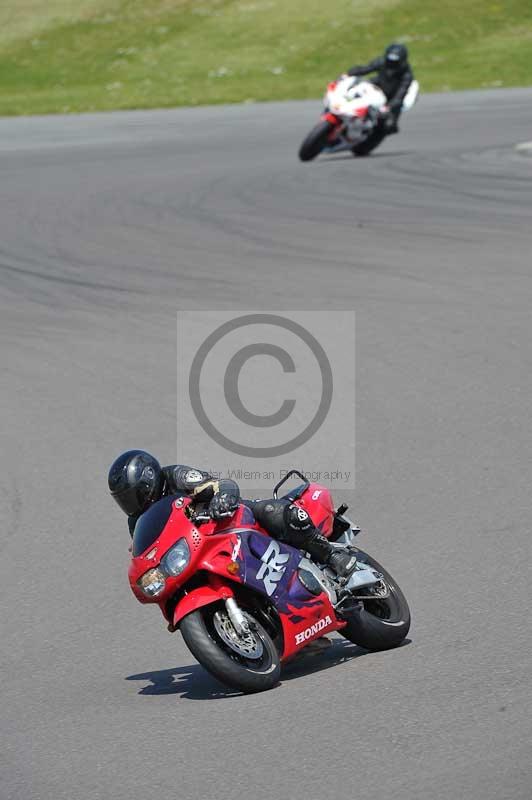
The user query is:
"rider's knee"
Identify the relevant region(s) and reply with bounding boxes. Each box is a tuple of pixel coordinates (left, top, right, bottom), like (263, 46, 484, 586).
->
(251, 499, 288, 538)
(284, 502, 314, 533)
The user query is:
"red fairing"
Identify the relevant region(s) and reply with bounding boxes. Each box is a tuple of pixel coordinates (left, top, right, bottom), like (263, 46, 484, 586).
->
(128, 498, 244, 607)
(355, 106, 369, 118)
(294, 483, 336, 537)
(280, 592, 345, 661)
(327, 81, 338, 92)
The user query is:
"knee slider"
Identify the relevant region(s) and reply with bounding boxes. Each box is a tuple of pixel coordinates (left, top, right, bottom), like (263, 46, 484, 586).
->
(285, 503, 314, 532)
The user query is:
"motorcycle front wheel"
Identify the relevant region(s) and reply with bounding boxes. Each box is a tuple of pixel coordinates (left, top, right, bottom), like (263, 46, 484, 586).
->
(180, 603, 281, 694)
(298, 120, 333, 162)
(340, 549, 411, 650)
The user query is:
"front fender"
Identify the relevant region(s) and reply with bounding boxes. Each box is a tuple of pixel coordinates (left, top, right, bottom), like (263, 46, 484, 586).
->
(173, 582, 234, 627)
(321, 111, 340, 127)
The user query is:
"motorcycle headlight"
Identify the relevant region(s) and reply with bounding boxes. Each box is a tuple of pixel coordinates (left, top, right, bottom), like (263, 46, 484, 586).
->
(160, 538, 190, 577)
(137, 568, 166, 597)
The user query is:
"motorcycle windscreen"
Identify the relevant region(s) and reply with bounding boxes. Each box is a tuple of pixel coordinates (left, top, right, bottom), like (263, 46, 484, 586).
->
(132, 495, 177, 556)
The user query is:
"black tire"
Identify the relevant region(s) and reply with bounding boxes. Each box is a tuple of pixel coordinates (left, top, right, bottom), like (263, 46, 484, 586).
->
(351, 128, 386, 156)
(299, 121, 333, 162)
(340, 549, 410, 650)
(180, 604, 281, 694)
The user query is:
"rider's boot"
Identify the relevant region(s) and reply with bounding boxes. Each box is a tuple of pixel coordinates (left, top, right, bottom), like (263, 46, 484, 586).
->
(385, 110, 400, 134)
(304, 532, 357, 579)
(327, 549, 358, 578)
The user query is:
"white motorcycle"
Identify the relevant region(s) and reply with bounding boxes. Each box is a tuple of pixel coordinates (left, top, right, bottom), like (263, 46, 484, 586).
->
(298, 75, 419, 161)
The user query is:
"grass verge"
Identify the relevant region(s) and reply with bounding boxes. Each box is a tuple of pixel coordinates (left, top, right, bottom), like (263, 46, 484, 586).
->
(1, 0, 532, 115)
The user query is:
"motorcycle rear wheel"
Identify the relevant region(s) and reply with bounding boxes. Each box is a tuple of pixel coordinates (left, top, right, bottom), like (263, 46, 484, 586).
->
(180, 603, 281, 694)
(351, 128, 386, 156)
(299, 121, 333, 162)
(340, 549, 410, 650)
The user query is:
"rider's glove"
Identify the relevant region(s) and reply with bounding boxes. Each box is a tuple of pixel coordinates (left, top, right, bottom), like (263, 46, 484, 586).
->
(209, 492, 239, 520)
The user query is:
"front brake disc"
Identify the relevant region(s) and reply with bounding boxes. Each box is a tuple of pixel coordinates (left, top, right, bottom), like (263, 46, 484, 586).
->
(213, 611, 264, 660)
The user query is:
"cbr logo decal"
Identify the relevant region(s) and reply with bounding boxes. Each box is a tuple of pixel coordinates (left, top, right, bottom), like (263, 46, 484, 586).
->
(295, 616, 332, 645)
(256, 540, 290, 596)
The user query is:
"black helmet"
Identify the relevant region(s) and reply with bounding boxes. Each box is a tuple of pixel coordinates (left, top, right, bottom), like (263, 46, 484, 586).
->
(385, 43, 408, 69)
(108, 450, 164, 516)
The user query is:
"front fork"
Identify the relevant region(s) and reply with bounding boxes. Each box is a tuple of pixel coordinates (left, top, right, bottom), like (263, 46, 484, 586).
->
(321, 111, 343, 141)
(169, 571, 255, 638)
(208, 574, 251, 635)
(224, 597, 251, 636)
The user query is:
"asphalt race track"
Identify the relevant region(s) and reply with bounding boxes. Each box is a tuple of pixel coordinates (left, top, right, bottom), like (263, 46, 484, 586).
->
(2, 89, 532, 800)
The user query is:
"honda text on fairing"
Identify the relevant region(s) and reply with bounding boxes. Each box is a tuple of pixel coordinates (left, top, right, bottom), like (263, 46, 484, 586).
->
(128, 470, 410, 693)
(298, 75, 419, 161)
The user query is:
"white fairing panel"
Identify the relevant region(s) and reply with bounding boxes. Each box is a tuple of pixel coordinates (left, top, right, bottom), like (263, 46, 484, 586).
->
(326, 77, 387, 118)
(402, 79, 420, 112)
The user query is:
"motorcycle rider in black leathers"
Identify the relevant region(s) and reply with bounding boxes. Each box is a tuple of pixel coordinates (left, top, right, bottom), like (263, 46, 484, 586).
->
(108, 450, 357, 579)
(347, 42, 414, 134)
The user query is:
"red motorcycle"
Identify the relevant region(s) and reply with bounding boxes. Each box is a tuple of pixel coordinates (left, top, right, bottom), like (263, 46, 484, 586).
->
(128, 470, 410, 693)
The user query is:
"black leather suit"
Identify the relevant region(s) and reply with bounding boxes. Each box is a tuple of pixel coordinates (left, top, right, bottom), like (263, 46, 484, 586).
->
(128, 464, 340, 567)
(347, 56, 414, 115)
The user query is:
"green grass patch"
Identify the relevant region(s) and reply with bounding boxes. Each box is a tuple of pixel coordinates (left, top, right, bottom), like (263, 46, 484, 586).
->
(1, 0, 532, 115)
